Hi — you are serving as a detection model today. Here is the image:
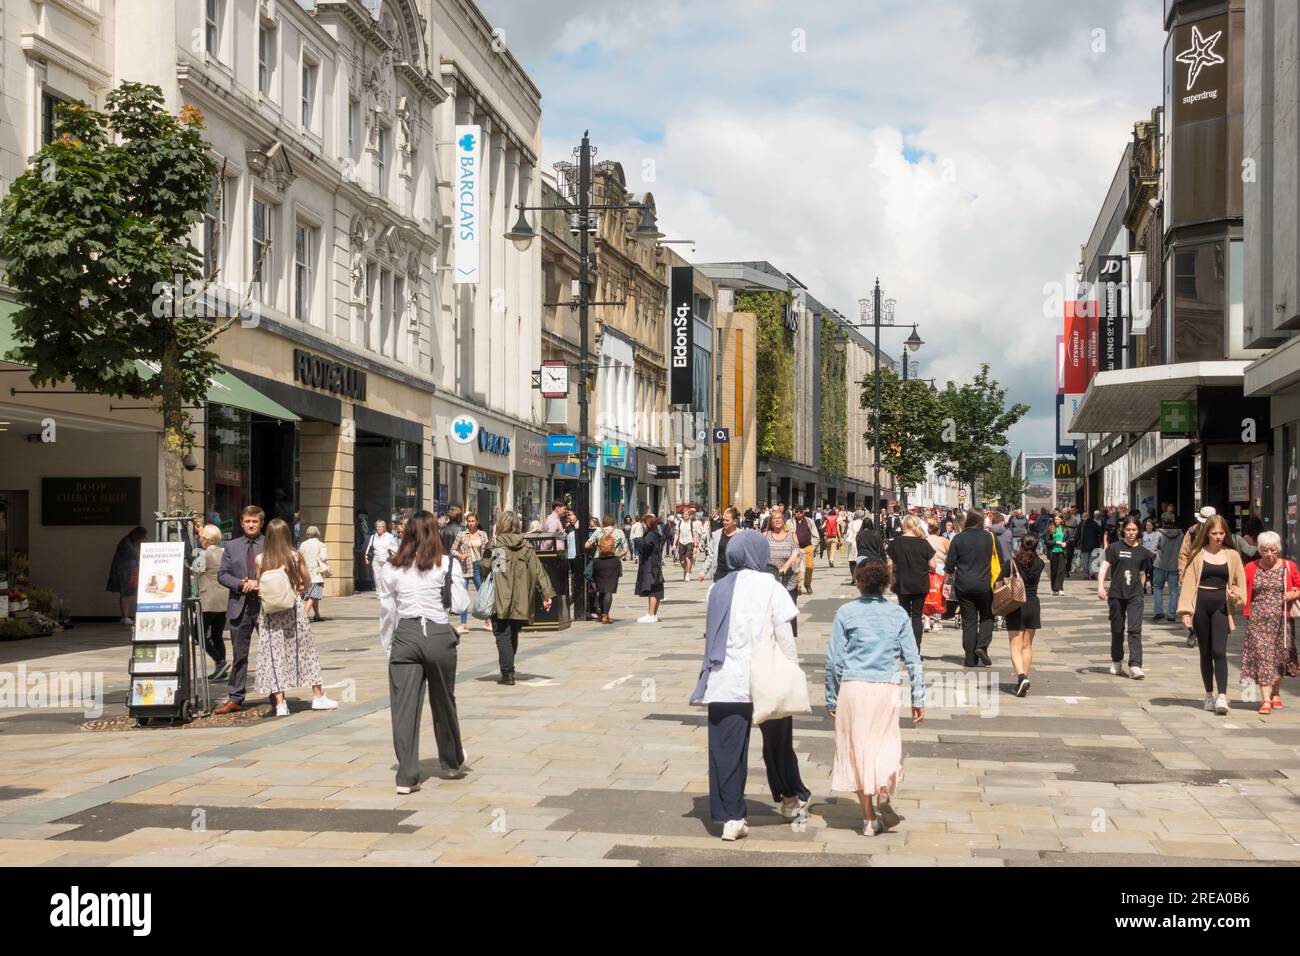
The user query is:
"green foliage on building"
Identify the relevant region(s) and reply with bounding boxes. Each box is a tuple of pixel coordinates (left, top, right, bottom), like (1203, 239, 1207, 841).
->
(741, 290, 795, 459)
(819, 315, 847, 477)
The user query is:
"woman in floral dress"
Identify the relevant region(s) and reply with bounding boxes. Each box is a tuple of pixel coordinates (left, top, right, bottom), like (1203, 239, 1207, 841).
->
(1242, 531, 1300, 714)
(254, 518, 337, 716)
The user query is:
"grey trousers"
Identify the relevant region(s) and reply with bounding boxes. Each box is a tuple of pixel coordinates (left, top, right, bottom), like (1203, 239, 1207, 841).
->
(389, 617, 464, 787)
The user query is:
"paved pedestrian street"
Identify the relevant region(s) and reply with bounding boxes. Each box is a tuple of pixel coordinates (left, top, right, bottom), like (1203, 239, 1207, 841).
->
(1, 556, 1298, 868)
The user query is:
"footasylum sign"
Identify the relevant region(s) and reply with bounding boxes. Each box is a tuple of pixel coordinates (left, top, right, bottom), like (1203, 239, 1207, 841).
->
(669, 265, 693, 405)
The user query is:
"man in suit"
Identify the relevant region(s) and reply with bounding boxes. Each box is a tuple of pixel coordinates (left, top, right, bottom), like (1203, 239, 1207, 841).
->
(213, 505, 265, 714)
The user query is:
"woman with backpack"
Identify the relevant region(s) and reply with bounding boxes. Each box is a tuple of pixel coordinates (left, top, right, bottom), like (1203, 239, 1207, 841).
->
(585, 514, 628, 624)
(377, 511, 470, 792)
(478, 511, 555, 685)
(253, 517, 337, 716)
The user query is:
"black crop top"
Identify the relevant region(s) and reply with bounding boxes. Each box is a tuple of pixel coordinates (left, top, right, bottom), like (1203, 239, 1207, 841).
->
(1199, 560, 1228, 590)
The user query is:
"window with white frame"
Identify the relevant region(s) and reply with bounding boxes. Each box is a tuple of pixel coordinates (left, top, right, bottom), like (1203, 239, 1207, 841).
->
(41, 90, 69, 147)
(252, 199, 273, 303)
(301, 56, 318, 131)
(294, 222, 315, 321)
(203, 176, 228, 279)
(258, 22, 275, 97)
(376, 125, 389, 195)
(347, 99, 358, 161)
(379, 267, 392, 356)
(205, 0, 223, 56)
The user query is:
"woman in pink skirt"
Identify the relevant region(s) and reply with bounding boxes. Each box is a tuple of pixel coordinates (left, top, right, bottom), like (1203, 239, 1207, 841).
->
(825, 560, 925, 835)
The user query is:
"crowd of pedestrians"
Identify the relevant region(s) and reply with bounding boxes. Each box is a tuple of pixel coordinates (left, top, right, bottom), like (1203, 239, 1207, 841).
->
(104, 490, 1296, 842)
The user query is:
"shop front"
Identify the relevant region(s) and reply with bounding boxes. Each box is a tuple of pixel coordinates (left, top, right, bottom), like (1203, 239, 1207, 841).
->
(601, 443, 636, 523)
(212, 325, 434, 597)
(514, 428, 549, 531)
(432, 406, 514, 534)
(637, 448, 668, 517)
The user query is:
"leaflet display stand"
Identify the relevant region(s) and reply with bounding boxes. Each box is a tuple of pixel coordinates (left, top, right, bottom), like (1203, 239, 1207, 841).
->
(126, 514, 212, 726)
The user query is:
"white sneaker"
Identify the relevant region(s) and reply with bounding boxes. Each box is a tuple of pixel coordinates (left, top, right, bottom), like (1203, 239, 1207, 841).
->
(121, 617, 134, 626)
(780, 794, 813, 820)
(1129, 666, 1145, 680)
(863, 818, 881, 836)
(637, 614, 654, 624)
(1215, 694, 1230, 715)
(721, 819, 748, 841)
(275, 702, 289, 716)
(396, 783, 421, 795)
(1109, 662, 1123, 676)
(1203, 694, 1216, 712)
(311, 695, 338, 710)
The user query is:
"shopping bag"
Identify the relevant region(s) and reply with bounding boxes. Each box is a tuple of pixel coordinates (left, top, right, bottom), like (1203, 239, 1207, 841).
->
(923, 572, 946, 617)
(750, 586, 811, 724)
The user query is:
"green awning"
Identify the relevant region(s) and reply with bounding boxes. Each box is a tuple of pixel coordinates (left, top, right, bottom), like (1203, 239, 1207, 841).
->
(133, 361, 300, 421)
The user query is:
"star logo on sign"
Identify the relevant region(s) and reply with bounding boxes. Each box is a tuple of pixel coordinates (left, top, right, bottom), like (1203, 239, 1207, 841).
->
(454, 418, 474, 440)
(1176, 25, 1224, 91)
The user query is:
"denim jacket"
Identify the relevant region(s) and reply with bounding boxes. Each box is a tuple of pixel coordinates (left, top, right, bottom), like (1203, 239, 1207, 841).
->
(825, 596, 924, 711)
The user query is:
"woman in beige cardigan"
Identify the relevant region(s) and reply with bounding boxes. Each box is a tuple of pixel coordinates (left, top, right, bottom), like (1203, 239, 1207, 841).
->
(1176, 514, 1245, 715)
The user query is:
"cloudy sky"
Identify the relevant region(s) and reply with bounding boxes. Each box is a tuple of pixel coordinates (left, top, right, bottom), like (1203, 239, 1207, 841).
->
(476, 0, 1164, 455)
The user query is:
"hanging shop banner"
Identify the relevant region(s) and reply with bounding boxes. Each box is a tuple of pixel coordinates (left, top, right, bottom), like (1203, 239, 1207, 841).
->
(1063, 300, 1093, 393)
(1056, 335, 1065, 394)
(669, 266, 694, 405)
(1128, 251, 1150, 334)
(1099, 255, 1125, 372)
(453, 125, 482, 284)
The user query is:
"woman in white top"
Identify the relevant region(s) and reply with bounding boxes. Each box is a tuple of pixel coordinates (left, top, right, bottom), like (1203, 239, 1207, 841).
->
(690, 530, 811, 842)
(377, 510, 470, 794)
(298, 525, 329, 622)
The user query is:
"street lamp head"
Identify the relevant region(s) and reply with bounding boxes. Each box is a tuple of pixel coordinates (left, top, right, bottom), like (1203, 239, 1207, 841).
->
(634, 204, 664, 244)
(858, 297, 871, 320)
(905, 327, 924, 352)
(928, 381, 939, 395)
(506, 208, 537, 252)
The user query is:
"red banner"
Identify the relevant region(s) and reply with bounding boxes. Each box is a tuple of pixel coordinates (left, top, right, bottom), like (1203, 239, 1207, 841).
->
(1063, 300, 1095, 394)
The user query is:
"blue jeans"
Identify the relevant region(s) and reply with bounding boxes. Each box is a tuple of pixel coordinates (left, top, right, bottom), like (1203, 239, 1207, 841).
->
(460, 564, 483, 625)
(1152, 567, 1179, 619)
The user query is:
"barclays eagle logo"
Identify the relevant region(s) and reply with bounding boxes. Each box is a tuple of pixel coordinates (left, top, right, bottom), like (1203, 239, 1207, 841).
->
(458, 133, 477, 153)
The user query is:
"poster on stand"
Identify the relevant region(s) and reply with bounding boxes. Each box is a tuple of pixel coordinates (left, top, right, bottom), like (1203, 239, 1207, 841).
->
(131, 643, 181, 674)
(132, 611, 181, 643)
(135, 542, 185, 614)
(129, 678, 178, 707)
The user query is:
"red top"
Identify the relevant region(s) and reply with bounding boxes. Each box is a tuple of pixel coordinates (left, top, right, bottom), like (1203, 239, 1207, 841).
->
(825, 514, 838, 535)
(1243, 558, 1300, 618)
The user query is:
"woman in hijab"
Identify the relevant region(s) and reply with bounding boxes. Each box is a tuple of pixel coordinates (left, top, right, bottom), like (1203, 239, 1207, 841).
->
(690, 530, 811, 842)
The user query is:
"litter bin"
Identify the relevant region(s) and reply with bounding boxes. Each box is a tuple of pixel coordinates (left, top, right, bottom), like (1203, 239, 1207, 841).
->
(523, 531, 569, 632)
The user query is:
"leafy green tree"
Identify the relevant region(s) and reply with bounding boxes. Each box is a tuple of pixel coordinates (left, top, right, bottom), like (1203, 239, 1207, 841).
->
(934, 364, 1030, 500)
(0, 83, 220, 512)
(980, 450, 1029, 511)
(861, 366, 944, 495)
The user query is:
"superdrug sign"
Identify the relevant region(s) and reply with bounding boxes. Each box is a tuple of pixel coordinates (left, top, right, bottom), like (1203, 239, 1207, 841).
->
(669, 265, 694, 406)
(293, 349, 367, 401)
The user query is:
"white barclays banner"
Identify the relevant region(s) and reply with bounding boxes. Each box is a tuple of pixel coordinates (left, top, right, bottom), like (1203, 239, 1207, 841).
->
(453, 125, 482, 284)
(1060, 393, 1085, 445)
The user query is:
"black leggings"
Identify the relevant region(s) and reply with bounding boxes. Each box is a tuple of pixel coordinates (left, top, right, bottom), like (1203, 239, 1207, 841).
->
(598, 591, 615, 616)
(899, 592, 926, 651)
(787, 587, 799, 637)
(1192, 588, 1230, 695)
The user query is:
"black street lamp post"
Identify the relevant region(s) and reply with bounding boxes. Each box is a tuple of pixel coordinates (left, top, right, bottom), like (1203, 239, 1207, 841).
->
(505, 131, 661, 617)
(843, 279, 923, 513)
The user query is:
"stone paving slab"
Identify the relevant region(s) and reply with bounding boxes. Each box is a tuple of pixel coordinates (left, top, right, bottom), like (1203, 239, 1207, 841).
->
(2, 557, 1299, 865)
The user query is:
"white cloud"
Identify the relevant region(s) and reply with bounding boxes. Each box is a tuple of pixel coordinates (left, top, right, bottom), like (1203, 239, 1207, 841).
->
(478, 0, 1163, 454)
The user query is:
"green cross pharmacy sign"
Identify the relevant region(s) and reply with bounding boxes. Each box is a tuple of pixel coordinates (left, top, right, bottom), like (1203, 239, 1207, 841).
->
(1160, 399, 1197, 438)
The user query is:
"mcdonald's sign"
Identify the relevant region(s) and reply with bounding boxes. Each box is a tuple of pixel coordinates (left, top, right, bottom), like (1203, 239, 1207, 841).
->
(1055, 459, 1076, 479)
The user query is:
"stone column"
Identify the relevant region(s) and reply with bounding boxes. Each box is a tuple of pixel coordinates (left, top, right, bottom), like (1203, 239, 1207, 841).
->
(300, 417, 354, 597)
